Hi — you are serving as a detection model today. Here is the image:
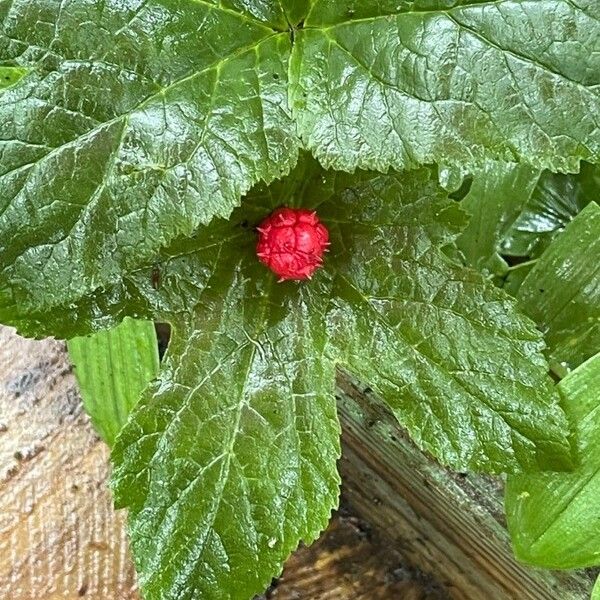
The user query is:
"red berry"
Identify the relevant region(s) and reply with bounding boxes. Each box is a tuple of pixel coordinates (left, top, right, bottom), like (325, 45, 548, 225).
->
(256, 207, 330, 281)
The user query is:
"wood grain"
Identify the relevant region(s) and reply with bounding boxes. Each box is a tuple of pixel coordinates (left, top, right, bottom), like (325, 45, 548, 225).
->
(0, 328, 138, 600)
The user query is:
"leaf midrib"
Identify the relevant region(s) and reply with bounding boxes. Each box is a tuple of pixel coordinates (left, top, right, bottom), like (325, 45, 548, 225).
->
(139, 278, 276, 593)
(524, 464, 600, 557)
(302, 6, 598, 98)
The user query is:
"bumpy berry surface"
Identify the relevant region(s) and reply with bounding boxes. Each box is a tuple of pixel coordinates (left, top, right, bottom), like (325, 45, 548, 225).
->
(256, 208, 330, 281)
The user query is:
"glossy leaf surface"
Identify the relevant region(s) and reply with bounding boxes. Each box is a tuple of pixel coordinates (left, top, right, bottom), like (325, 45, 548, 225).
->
(456, 160, 540, 275)
(291, 0, 600, 173)
(517, 202, 600, 370)
(0, 0, 298, 318)
(457, 162, 600, 279)
(506, 352, 600, 569)
(501, 163, 600, 258)
(317, 169, 573, 473)
(108, 158, 573, 599)
(2, 0, 600, 324)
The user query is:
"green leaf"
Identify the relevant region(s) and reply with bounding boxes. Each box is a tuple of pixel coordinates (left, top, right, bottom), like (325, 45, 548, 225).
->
(506, 352, 600, 569)
(0, 65, 28, 89)
(67, 317, 160, 446)
(106, 156, 573, 600)
(111, 226, 341, 600)
(0, 0, 299, 319)
(517, 202, 600, 370)
(456, 160, 541, 275)
(318, 169, 573, 473)
(290, 0, 600, 173)
(456, 162, 600, 297)
(502, 263, 537, 299)
(3, 1, 600, 329)
(593, 576, 600, 600)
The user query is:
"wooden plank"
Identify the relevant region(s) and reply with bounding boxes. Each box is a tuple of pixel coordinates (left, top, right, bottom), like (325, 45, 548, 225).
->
(336, 374, 597, 600)
(0, 328, 138, 600)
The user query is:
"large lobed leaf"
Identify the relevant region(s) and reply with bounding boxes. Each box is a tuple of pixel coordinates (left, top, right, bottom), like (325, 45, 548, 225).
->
(111, 180, 342, 600)
(2, 0, 600, 321)
(0, 0, 298, 318)
(291, 0, 600, 173)
(108, 158, 574, 599)
(112, 289, 341, 600)
(317, 170, 572, 473)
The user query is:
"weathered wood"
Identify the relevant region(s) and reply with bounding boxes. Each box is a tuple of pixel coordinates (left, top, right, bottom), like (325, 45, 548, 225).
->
(0, 327, 440, 599)
(0, 329, 138, 600)
(336, 374, 597, 600)
(269, 511, 446, 600)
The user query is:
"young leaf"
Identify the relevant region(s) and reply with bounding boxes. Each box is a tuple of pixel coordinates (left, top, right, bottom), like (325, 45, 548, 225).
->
(290, 0, 600, 173)
(501, 163, 600, 259)
(506, 352, 600, 569)
(456, 162, 600, 303)
(457, 162, 600, 274)
(593, 576, 600, 600)
(67, 317, 160, 446)
(456, 160, 541, 275)
(517, 202, 600, 370)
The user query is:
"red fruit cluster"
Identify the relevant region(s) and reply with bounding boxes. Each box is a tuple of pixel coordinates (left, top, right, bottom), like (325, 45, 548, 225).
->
(256, 207, 330, 281)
